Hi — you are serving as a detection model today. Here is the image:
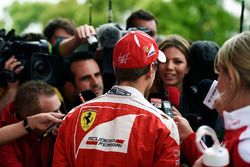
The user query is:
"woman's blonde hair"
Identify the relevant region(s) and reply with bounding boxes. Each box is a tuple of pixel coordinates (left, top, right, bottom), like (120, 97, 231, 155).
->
(214, 31, 250, 90)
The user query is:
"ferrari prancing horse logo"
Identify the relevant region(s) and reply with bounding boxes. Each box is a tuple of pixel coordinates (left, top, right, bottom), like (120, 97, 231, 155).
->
(80, 110, 97, 131)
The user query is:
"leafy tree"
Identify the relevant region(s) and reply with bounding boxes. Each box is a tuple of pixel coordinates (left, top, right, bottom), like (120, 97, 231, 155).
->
(144, 0, 238, 44)
(5, 1, 48, 33)
(0, 0, 242, 45)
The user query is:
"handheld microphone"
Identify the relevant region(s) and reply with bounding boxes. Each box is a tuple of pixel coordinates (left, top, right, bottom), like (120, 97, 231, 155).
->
(197, 79, 219, 109)
(162, 91, 173, 118)
(38, 114, 66, 140)
(162, 100, 173, 118)
(148, 93, 162, 109)
(80, 89, 97, 101)
(166, 86, 180, 108)
(148, 92, 173, 118)
(75, 90, 97, 106)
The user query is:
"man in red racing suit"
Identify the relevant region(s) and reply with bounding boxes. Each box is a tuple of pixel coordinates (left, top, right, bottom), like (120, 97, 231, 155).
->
(52, 31, 180, 167)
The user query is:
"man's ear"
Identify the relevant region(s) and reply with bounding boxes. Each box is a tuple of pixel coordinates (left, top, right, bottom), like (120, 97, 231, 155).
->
(146, 63, 156, 80)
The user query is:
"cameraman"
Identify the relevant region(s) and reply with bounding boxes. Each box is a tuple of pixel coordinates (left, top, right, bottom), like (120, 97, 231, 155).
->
(0, 32, 66, 114)
(0, 33, 46, 113)
(43, 17, 75, 47)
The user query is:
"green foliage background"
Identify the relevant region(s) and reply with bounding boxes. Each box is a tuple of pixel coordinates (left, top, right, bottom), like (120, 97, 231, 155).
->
(0, 0, 246, 45)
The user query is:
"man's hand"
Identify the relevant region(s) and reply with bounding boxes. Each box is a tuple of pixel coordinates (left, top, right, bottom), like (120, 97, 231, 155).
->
(28, 112, 65, 131)
(59, 24, 96, 56)
(192, 156, 203, 167)
(4, 55, 24, 87)
(173, 107, 193, 141)
(74, 24, 96, 43)
(4, 56, 24, 74)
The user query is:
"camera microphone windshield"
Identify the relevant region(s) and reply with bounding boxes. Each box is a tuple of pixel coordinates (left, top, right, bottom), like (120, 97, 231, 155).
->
(96, 23, 123, 48)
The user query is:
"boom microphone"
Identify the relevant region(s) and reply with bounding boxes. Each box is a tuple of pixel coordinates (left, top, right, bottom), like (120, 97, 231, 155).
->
(197, 79, 214, 102)
(187, 40, 219, 86)
(108, 0, 112, 23)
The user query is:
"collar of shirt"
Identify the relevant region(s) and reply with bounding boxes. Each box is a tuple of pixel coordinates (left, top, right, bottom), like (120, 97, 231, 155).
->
(223, 105, 250, 130)
(107, 85, 144, 99)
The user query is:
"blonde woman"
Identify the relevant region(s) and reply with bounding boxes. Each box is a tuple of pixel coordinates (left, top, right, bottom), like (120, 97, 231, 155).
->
(175, 31, 250, 166)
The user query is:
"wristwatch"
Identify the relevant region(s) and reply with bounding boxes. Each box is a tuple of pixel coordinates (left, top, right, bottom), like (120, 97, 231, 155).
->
(23, 117, 33, 133)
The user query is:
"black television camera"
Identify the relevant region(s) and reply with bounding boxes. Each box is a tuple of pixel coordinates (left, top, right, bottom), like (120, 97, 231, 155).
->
(0, 29, 62, 86)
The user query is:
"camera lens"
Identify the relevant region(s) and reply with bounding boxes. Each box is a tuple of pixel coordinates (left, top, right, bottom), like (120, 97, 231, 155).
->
(30, 53, 62, 86)
(32, 58, 53, 81)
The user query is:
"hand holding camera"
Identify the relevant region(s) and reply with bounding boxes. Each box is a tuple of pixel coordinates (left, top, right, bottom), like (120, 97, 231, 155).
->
(2, 55, 24, 85)
(4, 55, 24, 74)
(74, 24, 97, 45)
